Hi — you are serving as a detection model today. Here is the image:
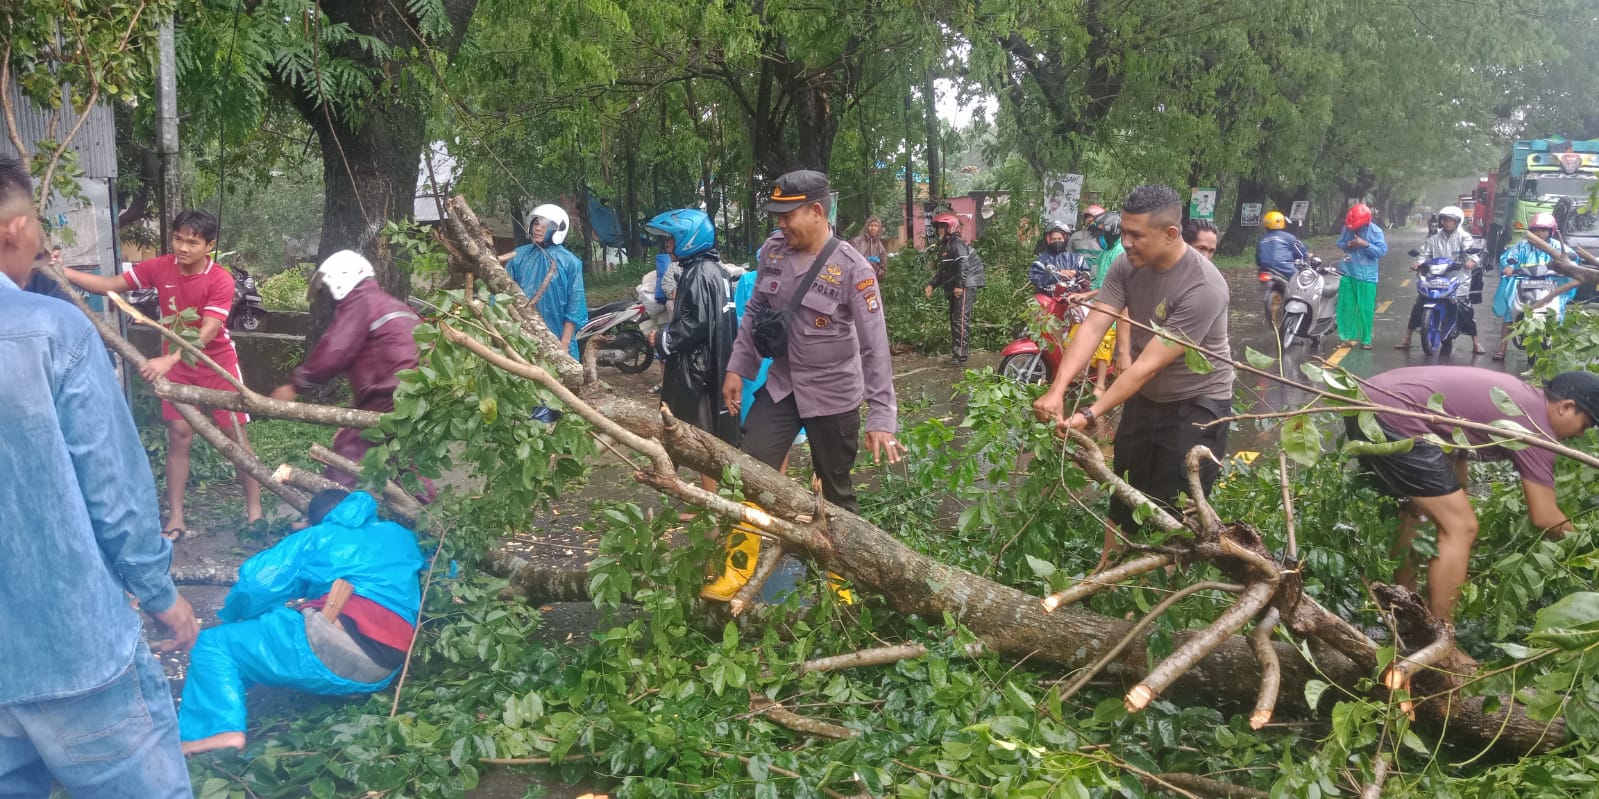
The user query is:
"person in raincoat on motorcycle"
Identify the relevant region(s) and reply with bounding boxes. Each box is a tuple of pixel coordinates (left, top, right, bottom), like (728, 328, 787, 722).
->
(506, 204, 589, 359)
(1493, 211, 1577, 360)
(647, 208, 741, 480)
(1396, 205, 1481, 354)
(1256, 210, 1310, 325)
(178, 490, 424, 754)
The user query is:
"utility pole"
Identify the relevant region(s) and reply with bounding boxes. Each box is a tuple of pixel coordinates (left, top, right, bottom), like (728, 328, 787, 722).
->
(156, 15, 180, 252)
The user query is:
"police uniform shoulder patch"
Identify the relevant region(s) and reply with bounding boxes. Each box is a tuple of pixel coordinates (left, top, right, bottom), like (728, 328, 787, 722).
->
(814, 316, 830, 328)
(825, 264, 843, 277)
(864, 291, 880, 313)
(855, 277, 876, 291)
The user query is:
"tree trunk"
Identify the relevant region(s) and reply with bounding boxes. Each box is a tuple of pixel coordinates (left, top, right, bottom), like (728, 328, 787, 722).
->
(922, 71, 940, 203)
(1217, 176, 1265, 257)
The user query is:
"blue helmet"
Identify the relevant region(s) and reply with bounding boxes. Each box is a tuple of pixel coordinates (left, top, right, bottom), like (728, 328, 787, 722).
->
(645, 208, 715, 259)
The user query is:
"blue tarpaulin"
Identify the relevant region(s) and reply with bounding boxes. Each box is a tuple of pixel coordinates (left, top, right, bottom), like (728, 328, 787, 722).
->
(587, 191, 624, 248)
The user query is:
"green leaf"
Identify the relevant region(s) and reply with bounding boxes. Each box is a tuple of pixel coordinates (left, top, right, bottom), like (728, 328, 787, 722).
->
(1341, 437, 1415, 457)
(1487, 419, 1534, 451)
(1427, 392, 1447, 412)
(1281, 414, 1323, 466)
(1024, 554, 1056, 579)
(1184, 347, 1214, 375)
(1534, 592, 1599, 632)
(478, 395, 498, 424)
(1489, 386, 1523, 416)
(1244, 346, 1275, 369)
(1357, 411, 1385, 443)
(1303, 679, 1330, 709)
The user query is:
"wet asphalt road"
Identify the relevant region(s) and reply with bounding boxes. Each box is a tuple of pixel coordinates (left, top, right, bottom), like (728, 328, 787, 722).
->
(1223, 227, 1524, 453)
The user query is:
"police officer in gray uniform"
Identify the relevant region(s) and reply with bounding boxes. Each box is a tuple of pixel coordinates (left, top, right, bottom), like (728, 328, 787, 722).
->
(722, 170, 904, 512)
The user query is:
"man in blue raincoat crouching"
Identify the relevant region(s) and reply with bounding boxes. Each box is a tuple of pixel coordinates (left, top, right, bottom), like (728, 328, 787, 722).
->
(179, 490, 424, 754)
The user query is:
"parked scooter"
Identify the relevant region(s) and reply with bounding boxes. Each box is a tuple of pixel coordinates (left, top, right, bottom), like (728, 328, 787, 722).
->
(577, 299, 654, 374)
(228, 265, 267, 331)
(1277, 255, 1338, 348)
(1406, 248, 1479, 356)
(999, 285, 1114, 385)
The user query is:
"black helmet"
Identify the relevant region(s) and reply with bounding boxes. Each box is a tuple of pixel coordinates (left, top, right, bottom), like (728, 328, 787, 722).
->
(1042, 219, 1072, 237)
(1088, 211, 1121, 238)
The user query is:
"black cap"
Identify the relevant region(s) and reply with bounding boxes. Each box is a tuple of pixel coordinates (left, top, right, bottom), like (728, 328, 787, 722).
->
(764, 170, 830, 213)
(1550, 371, 1599, 422)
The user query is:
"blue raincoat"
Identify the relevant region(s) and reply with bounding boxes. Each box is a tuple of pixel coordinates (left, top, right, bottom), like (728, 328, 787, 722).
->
(178, 492, 424, 741)
(1494, 238, 1578, 322)
(506, 241, 590, 359)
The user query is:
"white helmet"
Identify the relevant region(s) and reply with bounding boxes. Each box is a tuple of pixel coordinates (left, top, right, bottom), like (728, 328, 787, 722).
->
(1438, 205, 1464, 225)
(314, 249, 375, 301)
(527, 203, 570, 245)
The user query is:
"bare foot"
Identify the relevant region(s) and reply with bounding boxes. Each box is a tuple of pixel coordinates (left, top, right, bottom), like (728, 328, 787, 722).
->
(182, 731, 245, 755)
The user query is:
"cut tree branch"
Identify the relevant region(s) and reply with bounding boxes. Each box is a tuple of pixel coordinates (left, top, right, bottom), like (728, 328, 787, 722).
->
(750, 692, 857, 740)
(798, 643, 928, 676)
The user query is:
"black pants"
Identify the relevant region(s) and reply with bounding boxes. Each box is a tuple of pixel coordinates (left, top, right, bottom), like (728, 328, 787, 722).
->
(741, 388, 862, 512)
(946, 289, 976, 359)
(1107, 394, 1232, 536)
(1407, 296, 1477, 336)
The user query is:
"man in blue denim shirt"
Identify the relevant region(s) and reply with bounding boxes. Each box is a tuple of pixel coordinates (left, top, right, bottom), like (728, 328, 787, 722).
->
(0, 157, 196, 797)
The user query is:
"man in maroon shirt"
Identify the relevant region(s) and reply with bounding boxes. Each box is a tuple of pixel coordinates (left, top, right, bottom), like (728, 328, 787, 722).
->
(1350, 366, 1599, 622)
(270, 251, 425, 493)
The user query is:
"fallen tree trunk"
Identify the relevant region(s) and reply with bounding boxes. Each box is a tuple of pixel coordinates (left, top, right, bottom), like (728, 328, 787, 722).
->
(438, 196, 1561, 757)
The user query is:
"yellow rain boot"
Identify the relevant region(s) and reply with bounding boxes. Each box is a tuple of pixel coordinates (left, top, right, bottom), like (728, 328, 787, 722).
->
(700, 505, 764, 602)
(826, 572, 855, 605)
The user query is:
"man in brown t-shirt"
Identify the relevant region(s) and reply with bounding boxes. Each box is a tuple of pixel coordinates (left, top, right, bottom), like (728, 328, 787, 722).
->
(1033, 184, 1234, 565)
(1349, 367, 1598, 621)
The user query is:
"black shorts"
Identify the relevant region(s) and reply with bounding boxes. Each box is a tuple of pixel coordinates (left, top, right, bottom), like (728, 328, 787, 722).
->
(1108, 394, 1231, 536)
(1344, 416, 1459, 498)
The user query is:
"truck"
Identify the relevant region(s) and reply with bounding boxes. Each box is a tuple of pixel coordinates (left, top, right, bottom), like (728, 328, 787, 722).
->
(1483, 136, 1599, 261)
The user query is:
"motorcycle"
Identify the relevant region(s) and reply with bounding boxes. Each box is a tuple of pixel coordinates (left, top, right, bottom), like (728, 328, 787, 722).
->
(576, 299, 654, 374)
(999, 283, 1115, 385)
(1503, 260, 1571, 352)
(1406, 248, 1478, 357)
(228, 265, 267, 331)
(1277, 255, 1338, 348)
(1258, 268, 1293, 329)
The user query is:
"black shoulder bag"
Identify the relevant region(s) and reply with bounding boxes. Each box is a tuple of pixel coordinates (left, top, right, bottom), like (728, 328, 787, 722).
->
(751, 236, 841, 358)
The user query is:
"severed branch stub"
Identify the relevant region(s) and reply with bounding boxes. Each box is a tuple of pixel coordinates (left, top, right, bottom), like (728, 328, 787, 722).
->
(1057, 581, 1243, 703)
(750, 692, 857, 740)
(1126, 538, 1281, 713)
(1249, 607, 1283, 729)
(729, 541, 785, 618)
(1184, 445, 1224, 536)
(1042, 553, 1174, 613)
(798, 643, 929, 676)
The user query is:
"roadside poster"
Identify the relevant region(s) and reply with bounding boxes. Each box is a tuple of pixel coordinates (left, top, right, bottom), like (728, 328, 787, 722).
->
(1240, 203, 1264, 227)
(1190, 188, 1217, 220)
(1044, 173, 1082, 224)
(1289, 200, 1310, 222)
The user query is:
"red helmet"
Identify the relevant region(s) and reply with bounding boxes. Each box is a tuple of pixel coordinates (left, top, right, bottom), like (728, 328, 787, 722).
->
(1345, 203, 1372, 231)
(1085, 204, 1106, 218)
(1529, 211, 1558, 232)
(932, 212, 961, 231)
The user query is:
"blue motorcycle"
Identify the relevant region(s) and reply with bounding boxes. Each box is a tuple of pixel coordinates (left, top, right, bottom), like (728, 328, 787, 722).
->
(1407, 249, 1472, 357)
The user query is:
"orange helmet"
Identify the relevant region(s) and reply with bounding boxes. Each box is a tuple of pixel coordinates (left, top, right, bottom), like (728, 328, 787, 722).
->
(1345, 203, 1372, 230)
(932, 212, 961, 231)
(1264, 210, 1288, 230)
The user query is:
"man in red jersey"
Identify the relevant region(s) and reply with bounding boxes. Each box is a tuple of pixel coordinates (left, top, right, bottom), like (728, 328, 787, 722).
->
(69, 210, 262, 536)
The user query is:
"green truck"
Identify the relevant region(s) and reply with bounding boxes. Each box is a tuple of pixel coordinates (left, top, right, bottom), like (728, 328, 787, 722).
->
(1484, 136, 1599, 261)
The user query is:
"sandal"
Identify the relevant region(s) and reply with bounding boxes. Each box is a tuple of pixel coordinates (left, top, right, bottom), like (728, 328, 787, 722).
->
(162, 527, 188, 542)
(1472, 346, 1488, 356)
(1393, 342, 1411, 350)
(1492, 351, 1505, 361)
(1361, 343, 1373, 350)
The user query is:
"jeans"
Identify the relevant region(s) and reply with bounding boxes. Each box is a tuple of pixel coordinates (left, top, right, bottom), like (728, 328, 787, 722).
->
(0, 645, 190, 799)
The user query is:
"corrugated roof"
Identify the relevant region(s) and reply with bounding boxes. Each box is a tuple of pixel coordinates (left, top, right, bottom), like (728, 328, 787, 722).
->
(1, 82, 117, 179)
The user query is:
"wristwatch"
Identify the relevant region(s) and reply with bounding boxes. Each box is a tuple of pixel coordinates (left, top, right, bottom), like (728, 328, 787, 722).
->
(1078, 407, 1096, 424)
